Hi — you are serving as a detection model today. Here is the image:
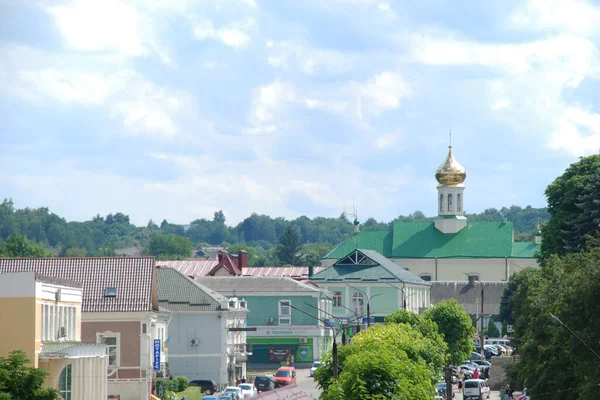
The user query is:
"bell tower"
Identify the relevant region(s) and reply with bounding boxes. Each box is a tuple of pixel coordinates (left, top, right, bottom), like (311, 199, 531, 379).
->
(434, 133, 467, 233)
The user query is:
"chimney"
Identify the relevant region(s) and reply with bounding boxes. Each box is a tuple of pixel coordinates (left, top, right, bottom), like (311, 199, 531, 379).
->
(218, 250, 225, 264)
(238, 250, 248, 270)
(308, 266, 314, 278)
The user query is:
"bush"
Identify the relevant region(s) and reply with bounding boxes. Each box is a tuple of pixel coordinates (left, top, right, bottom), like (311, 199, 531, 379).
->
(173, 376, 189, 392)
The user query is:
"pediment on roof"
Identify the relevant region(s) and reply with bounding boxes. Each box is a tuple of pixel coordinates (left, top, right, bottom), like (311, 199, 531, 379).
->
(334, 250, 377, 266)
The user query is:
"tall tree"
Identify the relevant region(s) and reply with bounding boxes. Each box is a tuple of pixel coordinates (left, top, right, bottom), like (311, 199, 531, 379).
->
(0, 350, 60, 399)
(147, 235, 192, 259)
(213, 210, 226, 224)
(540, 154, 600, 262)
(274, 226, 301, 265)
(0, 234, 52, 258)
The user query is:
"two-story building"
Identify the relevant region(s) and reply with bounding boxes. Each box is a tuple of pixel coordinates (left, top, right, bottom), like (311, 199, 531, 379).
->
(0, 271, 108, 399)
(0, 257, 168, 400)
(196, 276, 334, 366)
(157, 267, 249, 388)
(311, 249, 431, 326)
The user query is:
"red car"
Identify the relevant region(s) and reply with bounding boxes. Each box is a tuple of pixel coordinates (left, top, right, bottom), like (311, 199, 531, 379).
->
(273, 366, 297, 387)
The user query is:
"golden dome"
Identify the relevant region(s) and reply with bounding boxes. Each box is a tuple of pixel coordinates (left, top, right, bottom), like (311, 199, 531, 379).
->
(435, 145, 466, 186)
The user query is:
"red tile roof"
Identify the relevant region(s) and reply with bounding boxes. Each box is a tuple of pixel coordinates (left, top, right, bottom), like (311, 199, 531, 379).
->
(208, 252, 242, 276)
(0, 258, 156, 313)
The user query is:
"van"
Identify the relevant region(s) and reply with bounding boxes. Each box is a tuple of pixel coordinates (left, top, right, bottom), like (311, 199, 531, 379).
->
(273, 366, 296, 387)
(463, 379, 490, 399)
(484, 338, 510, 346)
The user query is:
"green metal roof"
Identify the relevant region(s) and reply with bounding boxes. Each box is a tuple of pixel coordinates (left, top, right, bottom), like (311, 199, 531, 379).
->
(323, 230, 392, 259)
(324, 221, 538, 259)
(511, 242, 539, 258)
(157, 267, 228, 311)
(311, 249, 430, 285)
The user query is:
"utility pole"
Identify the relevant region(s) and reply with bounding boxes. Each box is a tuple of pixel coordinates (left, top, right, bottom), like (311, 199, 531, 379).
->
(480, 282, 485, 360)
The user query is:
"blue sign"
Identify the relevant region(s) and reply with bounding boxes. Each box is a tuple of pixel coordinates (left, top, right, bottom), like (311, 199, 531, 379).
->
(324, 318, 335, 328)
(300, 349, 308, 357)
(338, 317, 350, 324)
(361, 316, 375, 324)
(507, 325, 514, 333)
(153, 339, 161, 371)
(473, 339, 481, 348)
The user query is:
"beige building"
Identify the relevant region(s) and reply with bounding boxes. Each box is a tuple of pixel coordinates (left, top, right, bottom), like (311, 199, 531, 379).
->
(0, 271, 108, 399)
(322, 144, 540, 282)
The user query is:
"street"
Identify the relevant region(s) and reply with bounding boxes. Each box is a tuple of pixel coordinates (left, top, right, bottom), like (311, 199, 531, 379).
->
(294, 368, 321, 399)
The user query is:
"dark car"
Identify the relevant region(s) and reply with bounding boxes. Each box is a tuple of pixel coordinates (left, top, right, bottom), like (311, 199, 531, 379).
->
(189, 379, 217, 394)
(254, 375, 275, 392)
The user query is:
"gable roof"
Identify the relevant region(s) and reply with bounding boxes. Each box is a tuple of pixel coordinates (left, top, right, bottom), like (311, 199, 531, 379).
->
(207, 252, 242, 276)
(196, 276, 330, 295)
(243, 266, 326, 280)
(312, 249, 430, 285)
(323, 221, 539, 259)
(511, 242, 539, 258)
(0, 258, 156, 312)
(156, 259, 218, 277)
(156, 267, 228, 312)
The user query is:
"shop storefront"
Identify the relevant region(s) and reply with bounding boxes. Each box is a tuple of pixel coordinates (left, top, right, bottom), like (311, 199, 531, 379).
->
(247, 327, 332, 366)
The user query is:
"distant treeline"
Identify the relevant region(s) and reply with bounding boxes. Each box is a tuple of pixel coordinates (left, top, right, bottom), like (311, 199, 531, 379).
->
(0, 198, 548, 258)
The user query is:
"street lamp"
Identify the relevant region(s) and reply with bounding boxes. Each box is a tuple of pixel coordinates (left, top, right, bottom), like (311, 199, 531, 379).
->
(303, 301, 362, 345)
(345, 284, 381, 328)
(550, 313, 600, 361)
(384, 282, 418, 311)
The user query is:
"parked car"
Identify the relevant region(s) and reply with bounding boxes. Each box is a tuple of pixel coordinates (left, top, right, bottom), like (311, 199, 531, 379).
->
(435, 382, 454, 398)
(254, 375, 275, 392)
(238, 383, 257, 398)
(470, 351, 484, 360)
(202, 397, 219, 400)
(469, 360, 492, 368)
(310, 361, 321, 377)
(273, 366, 297, 387)
(219, 395, 235, 400)
(190, 379, 217, 394)
(222, 386, 243, 400)
(463, 379, 490, 399)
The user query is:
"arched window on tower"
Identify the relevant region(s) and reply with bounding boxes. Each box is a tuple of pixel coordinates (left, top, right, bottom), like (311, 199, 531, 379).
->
(439, 194, 444, 212)
(448, 193, 453, 212)
(457, 193, 462, 212)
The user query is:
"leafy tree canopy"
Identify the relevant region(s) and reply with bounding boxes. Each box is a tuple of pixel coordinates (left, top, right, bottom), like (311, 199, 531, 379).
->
(274, 226, 301, 265)
(540, 154, 600, 262)
(0, 234, 53, 258)
(0, 350, 60, 399)
(147, 235, 193, 259)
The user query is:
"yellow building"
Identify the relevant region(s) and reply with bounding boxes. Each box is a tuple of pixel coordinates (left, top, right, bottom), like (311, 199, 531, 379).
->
(0, 271, 108, 399)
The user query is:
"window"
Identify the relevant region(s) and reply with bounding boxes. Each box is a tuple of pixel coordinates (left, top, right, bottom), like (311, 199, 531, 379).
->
(333, 291, 342, 307)
(457, 193, 462, 212)
(419, 274, 432, 282)
(352, 292, 365, 316)
(439, 194, 444, 212)
(104, 287, 117, 297)
(59, 364, 72, 400)
(97, 332, 120, 366)
(448, 193, 453, 212)
(43, 304, 49, 341)
(278, 300, 291, 325)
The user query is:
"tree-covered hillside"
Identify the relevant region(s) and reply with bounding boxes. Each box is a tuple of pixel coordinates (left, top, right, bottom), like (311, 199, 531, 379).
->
(0, 198, 548, 263)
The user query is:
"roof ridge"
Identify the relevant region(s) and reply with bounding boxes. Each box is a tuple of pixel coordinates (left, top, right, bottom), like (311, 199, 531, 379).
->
(166, 268, 228, 303)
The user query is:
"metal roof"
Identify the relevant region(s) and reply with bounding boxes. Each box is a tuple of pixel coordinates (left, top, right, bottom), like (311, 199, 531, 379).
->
(157, 267, 227, 311)
(324, 221, 539, 259)
(155, 259, 218, 277)
(243, 266, 326, 279)
(196, 276, 331, 295)
(0, 258, 156, 312)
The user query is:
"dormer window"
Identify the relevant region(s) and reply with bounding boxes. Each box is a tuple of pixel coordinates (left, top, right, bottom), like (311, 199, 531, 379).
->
(104, 287, 117, 297)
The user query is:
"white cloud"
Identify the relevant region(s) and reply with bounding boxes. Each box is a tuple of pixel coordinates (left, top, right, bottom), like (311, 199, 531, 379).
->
(266, 40, 357, 75)
(16, 68, 184, 138)
(510, 0, 600, 35)
(252, 81, 296, 124)
(550, 107, 600, 156)
(354, 72, 411, 118)
(191, 18, 254, 48)
(373, 132, 401, 149)
(48, 0, 145, 56)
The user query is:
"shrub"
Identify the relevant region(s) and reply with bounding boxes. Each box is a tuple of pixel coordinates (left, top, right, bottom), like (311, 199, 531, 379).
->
(173, 376, 189, 392)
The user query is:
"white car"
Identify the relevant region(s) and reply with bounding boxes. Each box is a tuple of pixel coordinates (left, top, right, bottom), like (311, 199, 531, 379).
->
(237, 383, 257, 398)
(309, 361, 321, 377)
(223, 386, 243, 399)
(463, 379, 490, 399)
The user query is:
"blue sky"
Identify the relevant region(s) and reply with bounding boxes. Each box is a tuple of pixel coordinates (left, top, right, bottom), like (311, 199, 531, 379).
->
(1, 0, 599, 226)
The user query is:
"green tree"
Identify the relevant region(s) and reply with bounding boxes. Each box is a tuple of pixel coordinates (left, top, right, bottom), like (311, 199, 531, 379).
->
(274, 226, 301, 265)
(540, 154, 600, 262)
(0, 234, 52, 258)
(226, 243, 260, 266)
(484, 319, 500, 338)
(213, 210, 226, 224)
(302, 242, 333, 266)
(314, 323, 440, 399)
(0, 350, 60, 399)
(424, 299, 474, 366)
(147, 235, 192, 259)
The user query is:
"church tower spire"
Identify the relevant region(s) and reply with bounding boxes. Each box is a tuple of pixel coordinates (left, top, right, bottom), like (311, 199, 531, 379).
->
(434, 132, 468, 233)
